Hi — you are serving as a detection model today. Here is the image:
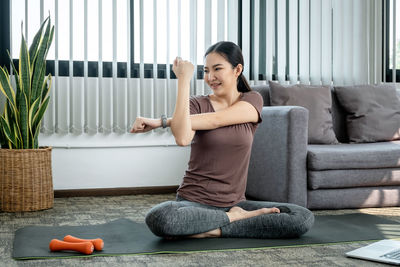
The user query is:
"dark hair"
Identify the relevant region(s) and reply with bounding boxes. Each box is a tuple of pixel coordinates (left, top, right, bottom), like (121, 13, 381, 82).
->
(204, 41, 252, 93)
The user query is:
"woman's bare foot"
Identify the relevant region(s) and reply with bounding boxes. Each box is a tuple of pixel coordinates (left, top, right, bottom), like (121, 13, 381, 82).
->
(226, 206, 280, 223)
(188, 228, 222, 239)
(166, 207, 279, 239)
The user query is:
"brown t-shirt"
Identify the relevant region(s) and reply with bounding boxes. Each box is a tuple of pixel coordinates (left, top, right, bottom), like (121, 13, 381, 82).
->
(177, 91, 264, 207)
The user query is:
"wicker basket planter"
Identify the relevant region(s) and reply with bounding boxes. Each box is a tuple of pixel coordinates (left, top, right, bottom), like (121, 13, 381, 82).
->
(0, 147, 53, 212)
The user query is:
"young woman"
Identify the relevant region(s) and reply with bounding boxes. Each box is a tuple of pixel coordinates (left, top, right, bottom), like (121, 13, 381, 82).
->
(130, 41, 314, 239)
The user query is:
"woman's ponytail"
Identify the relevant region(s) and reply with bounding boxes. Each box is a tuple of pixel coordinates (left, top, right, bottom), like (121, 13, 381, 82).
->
(237, 73, 252, 93)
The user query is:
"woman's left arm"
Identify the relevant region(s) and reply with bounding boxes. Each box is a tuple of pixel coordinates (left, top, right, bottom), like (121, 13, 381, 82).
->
(190, 101, 259, 130)
(130, 100, 259, 132)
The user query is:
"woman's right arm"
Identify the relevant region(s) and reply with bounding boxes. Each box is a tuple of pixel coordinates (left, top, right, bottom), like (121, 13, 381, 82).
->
(170, 57, 195, 146)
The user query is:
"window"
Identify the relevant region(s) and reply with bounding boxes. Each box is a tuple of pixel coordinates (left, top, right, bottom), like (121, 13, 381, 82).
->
(4, 0, 234, 79)
(0, 0, 387, 136)
(386, 0, 400, 82)
(0, 0, 239, 135)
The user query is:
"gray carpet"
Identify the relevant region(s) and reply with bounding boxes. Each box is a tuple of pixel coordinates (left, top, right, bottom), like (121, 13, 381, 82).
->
(1, 193, 400, 266)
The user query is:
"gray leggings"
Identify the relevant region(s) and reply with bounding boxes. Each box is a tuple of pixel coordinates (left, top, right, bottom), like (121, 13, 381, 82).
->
(145, 195, 314, 239)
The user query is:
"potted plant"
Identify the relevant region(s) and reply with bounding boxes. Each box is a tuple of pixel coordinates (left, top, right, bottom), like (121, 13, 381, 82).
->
(0, 17, 54, 212)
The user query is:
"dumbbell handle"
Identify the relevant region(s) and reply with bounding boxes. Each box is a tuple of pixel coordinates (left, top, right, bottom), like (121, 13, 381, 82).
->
(63, 235, 104, 251)
(49, 239, 94, 255)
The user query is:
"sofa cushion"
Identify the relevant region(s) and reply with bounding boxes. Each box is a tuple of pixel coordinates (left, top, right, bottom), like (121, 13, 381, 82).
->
(269, 81, 338, 144)
(307, 186, 400, 209)
(252, 85, 271, 106)
(307, 141, 400, 170)
(251, 84, 350, 143)
(334, 84, 400, 143)
(308, 168, 400, 190)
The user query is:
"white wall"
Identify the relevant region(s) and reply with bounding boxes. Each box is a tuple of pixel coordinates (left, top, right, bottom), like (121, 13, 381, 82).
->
(39, 132, 190, 189)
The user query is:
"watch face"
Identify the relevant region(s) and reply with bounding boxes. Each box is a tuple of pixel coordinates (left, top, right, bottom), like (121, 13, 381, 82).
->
(162, 115, 167, 128)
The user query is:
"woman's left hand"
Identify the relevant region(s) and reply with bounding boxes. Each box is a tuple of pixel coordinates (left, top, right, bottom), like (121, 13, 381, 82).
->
(130, 117, 161, 133)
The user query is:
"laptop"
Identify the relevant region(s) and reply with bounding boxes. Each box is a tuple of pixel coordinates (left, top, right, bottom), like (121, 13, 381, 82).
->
(346, 239, 400, 265)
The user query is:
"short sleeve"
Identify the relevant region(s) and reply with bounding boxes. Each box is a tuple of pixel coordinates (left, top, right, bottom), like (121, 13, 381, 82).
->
(189, 96, 201, 115)
(240, 91, 264, 123)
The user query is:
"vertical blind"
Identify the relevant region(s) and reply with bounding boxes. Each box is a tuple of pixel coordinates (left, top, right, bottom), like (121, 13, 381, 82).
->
(387, 0, 399, 82)
(9, 0, 238, 135)
(4, 0, 388, 137)
(390, 0, 396, 82)
(245, 0, 384, 86)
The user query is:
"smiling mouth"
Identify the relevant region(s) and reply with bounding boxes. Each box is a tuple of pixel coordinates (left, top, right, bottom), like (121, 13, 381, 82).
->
(210, 83, 222, 88)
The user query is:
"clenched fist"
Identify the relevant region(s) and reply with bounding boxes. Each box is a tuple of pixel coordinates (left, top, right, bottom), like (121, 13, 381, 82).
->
(172, 57, 194, 81)
(130, 117, 161, 133)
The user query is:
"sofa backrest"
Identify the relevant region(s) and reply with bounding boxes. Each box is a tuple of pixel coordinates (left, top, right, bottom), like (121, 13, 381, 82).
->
(251, 85, 400, 143)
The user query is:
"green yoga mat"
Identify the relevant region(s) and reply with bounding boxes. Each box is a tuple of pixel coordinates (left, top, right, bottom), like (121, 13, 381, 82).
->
(13, 213, 400, 260)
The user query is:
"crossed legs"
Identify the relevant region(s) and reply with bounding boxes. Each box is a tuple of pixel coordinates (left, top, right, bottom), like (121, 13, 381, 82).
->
(145, 196, 314, 239)
(189, 206, 281, 238)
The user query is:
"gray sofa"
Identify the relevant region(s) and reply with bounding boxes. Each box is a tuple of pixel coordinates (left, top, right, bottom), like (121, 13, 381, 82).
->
(247, 85, 400, 210)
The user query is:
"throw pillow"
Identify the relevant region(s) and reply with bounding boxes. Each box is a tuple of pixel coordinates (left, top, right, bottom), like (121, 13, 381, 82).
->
(269, 81, 339, 144)
(334, 84, 400, 143)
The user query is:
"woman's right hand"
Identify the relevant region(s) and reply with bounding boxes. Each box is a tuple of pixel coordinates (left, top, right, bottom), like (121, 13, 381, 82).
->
(172, 57, 194, 81)
(130, 117, 161, 133)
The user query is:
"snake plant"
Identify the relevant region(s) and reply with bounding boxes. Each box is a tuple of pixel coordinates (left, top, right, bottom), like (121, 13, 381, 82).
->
(0, 17, 54, 149)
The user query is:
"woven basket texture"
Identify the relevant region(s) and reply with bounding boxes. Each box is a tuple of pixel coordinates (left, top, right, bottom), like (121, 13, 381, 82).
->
(0, 147, 53, 212)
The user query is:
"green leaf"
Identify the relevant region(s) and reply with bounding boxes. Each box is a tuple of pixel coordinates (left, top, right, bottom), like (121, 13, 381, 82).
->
(19, 91, 29, 148)
(0, 67, 17, 114)
(0, 85, 19, 147)
(28, 97, 40, 135)
(6, 99, 22, 147)
(33, 120, 41, 149)
(41, 74, 52, 102)
(29, 17, 49, 68)
(7, 50, 21, 97)
(31, 96, 50, 149)
(0, 115, 16, 147)
(0, 114, 7, 148)
(19, 31, 31, 100)
(13, 123, 21, 149)
(31, 17, 52, 106)
(19, 32, 31, 149)
(4, 100, 21, 148)
(47, 26, 54, 54)
(7, 50, 22, 122)
(44, 25, 54, 63)
(32, 75, 51, 147)
(30, 73, 51, 125)
(5, 100, 15, 129)
(30, 64, 45, 117)
(32, 96, 50, 131)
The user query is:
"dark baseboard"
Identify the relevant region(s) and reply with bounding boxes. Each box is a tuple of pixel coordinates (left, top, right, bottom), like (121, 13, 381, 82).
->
(54, 185, 179, 198)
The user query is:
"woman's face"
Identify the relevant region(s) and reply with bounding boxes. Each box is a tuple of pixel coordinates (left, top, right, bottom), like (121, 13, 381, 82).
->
(204, 52, 242, 95)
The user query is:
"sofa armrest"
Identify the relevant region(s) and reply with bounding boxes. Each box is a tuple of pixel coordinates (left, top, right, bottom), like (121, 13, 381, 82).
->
(246, 106, 309, 207)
